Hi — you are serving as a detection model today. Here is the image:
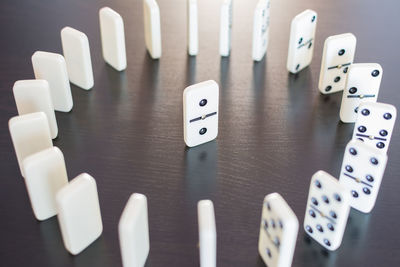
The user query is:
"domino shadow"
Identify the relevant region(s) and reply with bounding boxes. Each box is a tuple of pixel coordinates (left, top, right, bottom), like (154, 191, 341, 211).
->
(186, 56, 196, 86)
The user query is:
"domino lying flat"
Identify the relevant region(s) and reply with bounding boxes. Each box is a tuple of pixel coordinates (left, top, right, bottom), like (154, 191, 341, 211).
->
(339, 140, 387, 213)
(183, 80, 219, 147)
(99, 7, 127, 71)
(56, 173, 103, 255)
(143, 0, 162, 59)
(32, 51, 73, 112)
(352, 102, 397, 153)
(340, 63, 383, 123)
(119, 193, 150, 267)
(61, 27, 94, 90)
(198, 200, 216, 267)
(252, 0, 270, 61)
(13, 79, 58, 139)
(9, 112, 53, 177)
(286, 9, 317, 74)
(22, 147, 68, 221)
(219, 0, 233, 57)
(304, 170, 350, 251)
(318, 33, 356, 94)
(258, 193, 298, 267)
(187, 0, 198, 56)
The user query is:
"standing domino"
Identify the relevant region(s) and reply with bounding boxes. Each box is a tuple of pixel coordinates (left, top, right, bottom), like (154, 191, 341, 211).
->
(304, 170, 350, 251)
(318, 33, 357, 94)
(9, 112, 53, 177)
(22, 147, 68, 221)
(143, 0, 162, 59)
(286, 9, 317, 74)
(32, 51, 73, 112)
(352, 102, 397, 153)
(183, 80, 219, 147)
(99, 7, 127, 71)
(61, 27, 94, 90)
(198, 200, 216, 267)
(219, 0, 233, 57)
(258, 193, 299, 267)
(252, 0, 270, 61)
(119, 193, 150, 267)
(13, 79, 58, 139)
(56, 173, 103, 255)
(339, 63, 383, 123)
(187, 0, 198, 56)
(339, 140, 387, 213)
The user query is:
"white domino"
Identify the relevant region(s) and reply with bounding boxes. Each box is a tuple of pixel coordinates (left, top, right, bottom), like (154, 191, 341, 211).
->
(99, 7, 127, 71)
(119, 193, 150, 267)
(32, 51, 73, 112)
(143, 0, 162, 59)
(339, 63, 383, 123)
(286, 9, 317, 74)
(258, 193, 299, 267)
(219, 0, 233, 57)
(9, 112, 53, 177)
(339, 140, 387, 213)
(187, 0, 198, 56)
(61, 27, 94, 90)
(198, 200, 216, 267)
(252, 0, 270, 61)
(22, 147, 68, 221)
(56, 173, 103, 255)
(352, 102, 397, 153)
(318, 33, 357, 94)
(304, 170, 350, 251)
(183, 80, 219, 147)
(13, 79, 58, 139)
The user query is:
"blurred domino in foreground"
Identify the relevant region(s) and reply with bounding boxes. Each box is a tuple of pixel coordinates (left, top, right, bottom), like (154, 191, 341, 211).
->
(198, 200, 216, 267)
(119, 193, 150, 267)
(219, 0, 233, 57)
(304, 170, 350, 251)
(56, 173, 103, 255)
(9, 112, 53, 177)
(318, 33, 356, 94)
(143, 0, 162, 59)
(13, 79, 58, 139)
(258, 192, 298, 267)
(99, 7, 127, 71)
(286, 9, 317, 74)
(61, 27, 94, 90)
(187, 0, 198, 56)
(252, 0, 270, 61)
(32, 51, 73, 112)
(22, 147, 68, 221)
(183, 80, 219, 147)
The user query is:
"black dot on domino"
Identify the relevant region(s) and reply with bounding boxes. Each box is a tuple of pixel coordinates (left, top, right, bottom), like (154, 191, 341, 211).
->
(322, 195, 329, 204)
(199, 99, 207, 107)
(327, 223, 334, 231)
(349, 147, 357, 155)
(199, 128, 207, 135)
(384, 113, 392, 120)
(296, 64, 300, 70)
(306, 225, 313, 233)
(361, 109, 370, 116)
(266, 247, 272, 258)
(380, 130, 388, 136)
(298, 37, 303, 44)
(325, 86, 332, 92)
(334, 76, 341, 83)
(370, 157, 379, 165)
(309, 209, 316, 218)
(324, 239, 331, 247)
(366, 175, 374, 182)
(358, 126, 367, 133)
(343, 67, 349, 73)
(349, 87, 357, 94)
(338, 49, 345, 56)
(334, 193, 341, 202)
(316, 224, 324, 232)
(315, 180, 322, 188)
(278, 220, 284, 229)
(371, 69, 380, 77)
(363, 187, 371, 195)
(329, 211, 337, 219)
(377, 142, 385, 149)
(311, 15, 316, 22)
(352, 190, 359, 198)
(345, 165, 353, 173)
(308, 42, 312, 49)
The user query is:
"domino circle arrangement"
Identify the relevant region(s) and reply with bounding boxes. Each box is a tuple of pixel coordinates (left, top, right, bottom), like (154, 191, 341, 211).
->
(6, 0, 398, 267)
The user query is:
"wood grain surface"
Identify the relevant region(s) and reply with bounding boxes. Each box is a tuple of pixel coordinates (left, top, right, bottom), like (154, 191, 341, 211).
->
(1, 0, 400, 266)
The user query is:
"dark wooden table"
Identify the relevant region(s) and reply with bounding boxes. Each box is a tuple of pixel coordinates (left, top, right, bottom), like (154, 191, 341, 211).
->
(1, 0, 400, 266)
